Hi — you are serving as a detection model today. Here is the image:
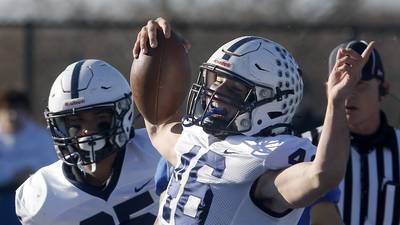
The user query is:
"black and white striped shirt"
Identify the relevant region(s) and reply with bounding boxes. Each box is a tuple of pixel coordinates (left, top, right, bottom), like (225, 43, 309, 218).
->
(302, 113, 400, 225)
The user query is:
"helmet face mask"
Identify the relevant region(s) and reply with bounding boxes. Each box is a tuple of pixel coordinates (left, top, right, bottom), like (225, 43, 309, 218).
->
(187, 65, 259, 136)
(45, 60, 134, 170)
(185, 36, 303, 137)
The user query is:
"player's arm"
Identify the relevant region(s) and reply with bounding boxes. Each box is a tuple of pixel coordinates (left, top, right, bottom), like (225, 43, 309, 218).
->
(144, 116, 181, 166)
(255, 42, 375, 212)
(131, 18, 189, 166)
(310, 202, 343, 225)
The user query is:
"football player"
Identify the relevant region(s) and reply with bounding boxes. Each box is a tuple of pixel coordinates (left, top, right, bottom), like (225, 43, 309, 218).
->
(131, 18, 374, 225)
(15, 59, 160, 225)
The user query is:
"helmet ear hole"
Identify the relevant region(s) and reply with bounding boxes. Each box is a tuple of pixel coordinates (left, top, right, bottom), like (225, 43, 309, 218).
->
(268, 111, 283, 119)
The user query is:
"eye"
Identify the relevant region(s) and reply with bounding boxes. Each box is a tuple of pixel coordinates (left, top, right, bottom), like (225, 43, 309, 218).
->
(96, 110, 113, 121)
(98, 113, 110, 120)
(65, 116, 81, 127)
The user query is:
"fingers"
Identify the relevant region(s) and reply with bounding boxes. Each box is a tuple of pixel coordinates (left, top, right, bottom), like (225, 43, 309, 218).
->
(361, 41, 375, 64)
(334, 42, 375, 74)
(146, 20, 162, 48)
(139, 26, 150, 55)
(336, 55, 359, 68)
(147, 17, 171, 48)
(326, 41, 376, 103)
(133, 31, 142, 58)
(132, 17, 171, 59)
(338, 41, 375, 66)
(155, 17, 171, 38)
(336, 48, 362, 61)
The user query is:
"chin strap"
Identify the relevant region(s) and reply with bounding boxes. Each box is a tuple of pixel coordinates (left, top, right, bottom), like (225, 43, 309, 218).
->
(77, 159, 97, 173)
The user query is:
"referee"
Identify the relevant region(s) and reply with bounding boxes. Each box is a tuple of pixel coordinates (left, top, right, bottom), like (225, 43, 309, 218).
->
(302, 40, 400, 225)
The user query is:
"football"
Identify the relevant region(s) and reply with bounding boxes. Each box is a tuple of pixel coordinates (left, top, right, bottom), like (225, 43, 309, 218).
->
(130, 30, 191, 125)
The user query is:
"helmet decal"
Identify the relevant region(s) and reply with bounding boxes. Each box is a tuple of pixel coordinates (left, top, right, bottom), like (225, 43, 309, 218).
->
(222, 36, 260, 60)
(70, 60, 85, 99)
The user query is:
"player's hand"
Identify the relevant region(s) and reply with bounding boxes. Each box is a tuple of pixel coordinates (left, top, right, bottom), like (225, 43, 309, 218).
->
(133, 17, 191, 58)
(326, 41, 375, 104)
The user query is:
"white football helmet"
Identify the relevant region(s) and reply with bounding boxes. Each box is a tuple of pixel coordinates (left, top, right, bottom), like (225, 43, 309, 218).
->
(44, 59, 134, 168)
(186, 36, 303, 137)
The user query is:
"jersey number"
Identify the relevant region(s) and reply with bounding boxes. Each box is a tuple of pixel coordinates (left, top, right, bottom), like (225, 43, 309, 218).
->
(80, 191, 156, 225)
(288, 148, 315, 165)
(162, 145, 226, 225)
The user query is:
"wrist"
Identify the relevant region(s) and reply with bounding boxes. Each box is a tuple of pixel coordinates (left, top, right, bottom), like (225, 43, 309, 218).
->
(327, 96, 346, 109)
(325, 99, 346, 118)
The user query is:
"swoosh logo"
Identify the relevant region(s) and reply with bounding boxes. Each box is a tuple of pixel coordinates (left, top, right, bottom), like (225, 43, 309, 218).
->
(134, 179, 152, 192)
(223, 149, 237, 154)
(255, 63, 270, 72)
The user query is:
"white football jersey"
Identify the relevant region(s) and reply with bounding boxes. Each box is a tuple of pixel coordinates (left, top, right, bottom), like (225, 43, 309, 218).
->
(15, 128, 160, 225)
(159, 126, 316, 225)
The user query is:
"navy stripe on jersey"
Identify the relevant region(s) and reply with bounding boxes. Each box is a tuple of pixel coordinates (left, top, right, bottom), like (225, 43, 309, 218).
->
(222, 37, 259, 60)
(393, 187, 400, 225)
(71, 60, 85, 99)
(375, 146, 385, 225)
(343, 157, 352, 225)
(359, 154, 369, 223)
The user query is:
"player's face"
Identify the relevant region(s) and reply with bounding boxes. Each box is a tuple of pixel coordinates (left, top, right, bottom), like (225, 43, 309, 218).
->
(64, 107, 114, 138)
(206, 72, 250, 121)
(345, 79, 381, 128)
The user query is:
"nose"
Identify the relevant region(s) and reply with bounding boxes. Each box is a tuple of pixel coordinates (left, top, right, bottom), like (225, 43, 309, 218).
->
(211, 80, 230, 97)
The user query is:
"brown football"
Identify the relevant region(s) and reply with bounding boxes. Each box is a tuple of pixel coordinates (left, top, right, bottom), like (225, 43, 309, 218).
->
(130, 30, 191, 125)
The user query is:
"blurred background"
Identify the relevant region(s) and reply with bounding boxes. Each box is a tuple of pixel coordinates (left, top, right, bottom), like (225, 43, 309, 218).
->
(0, 0, 400, 129)
(1, 0, 400, 222)
(1, 0, 400, 130)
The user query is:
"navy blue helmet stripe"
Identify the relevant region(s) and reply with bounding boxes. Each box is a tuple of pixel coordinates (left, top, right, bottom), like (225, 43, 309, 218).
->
(222, 37, 260, 60)
(71, 60, 85, 99)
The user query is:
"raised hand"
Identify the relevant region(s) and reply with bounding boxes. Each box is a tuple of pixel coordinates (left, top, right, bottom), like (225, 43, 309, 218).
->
(133, 17, 171, 58)
(326, 41, 375, 103)
(132, 17, 191, 58)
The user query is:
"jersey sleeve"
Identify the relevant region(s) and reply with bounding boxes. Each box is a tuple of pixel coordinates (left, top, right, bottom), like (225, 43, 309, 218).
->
(313, 187, 341, 204)
(154, 158, 172, 196)
(263, 135, 316, 170)
(131, 128, 161, 160)
(15, 172, 47, 225)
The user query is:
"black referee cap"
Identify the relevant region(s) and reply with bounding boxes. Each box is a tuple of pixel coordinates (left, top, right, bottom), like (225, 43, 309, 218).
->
(328, 40, 385, 82)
